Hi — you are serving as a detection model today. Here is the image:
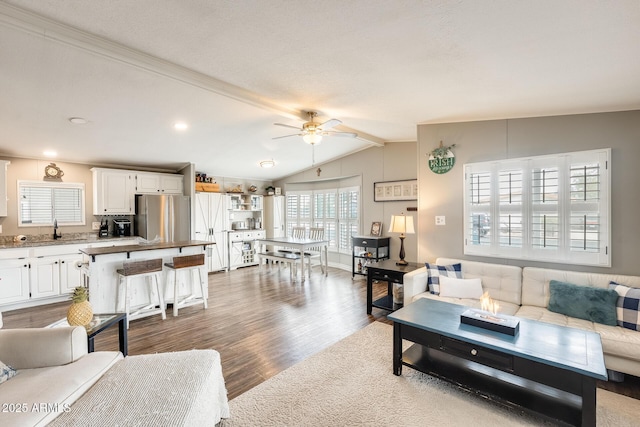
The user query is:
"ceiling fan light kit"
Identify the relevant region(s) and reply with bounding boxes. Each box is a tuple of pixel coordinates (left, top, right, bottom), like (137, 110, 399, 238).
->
(273, 111, 357, 144)
(302, 132, 322, 145)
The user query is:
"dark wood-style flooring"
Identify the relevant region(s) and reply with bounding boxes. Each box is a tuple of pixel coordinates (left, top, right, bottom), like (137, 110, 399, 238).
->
(3, 264, 639, 401)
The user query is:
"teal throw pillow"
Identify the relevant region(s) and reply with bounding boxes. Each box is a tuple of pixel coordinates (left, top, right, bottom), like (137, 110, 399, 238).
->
(548, 280, 618, 326)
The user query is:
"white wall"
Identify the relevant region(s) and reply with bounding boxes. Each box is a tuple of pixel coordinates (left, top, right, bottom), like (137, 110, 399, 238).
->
(418, 110, 640, 275)
(274, 142, 419, 267)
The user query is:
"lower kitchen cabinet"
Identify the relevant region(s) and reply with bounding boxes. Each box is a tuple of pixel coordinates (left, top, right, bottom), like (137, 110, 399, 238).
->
(228, 230, 265, 270)
(0, 258, 30, 305)
(30, 256, 62, 299)
(0, 244, 88, 310)
(60, 254, 84, 293)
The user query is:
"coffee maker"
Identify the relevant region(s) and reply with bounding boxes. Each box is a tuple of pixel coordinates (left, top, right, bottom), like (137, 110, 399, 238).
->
(112, 219, 131, 237)
(99, 218, 109, 237)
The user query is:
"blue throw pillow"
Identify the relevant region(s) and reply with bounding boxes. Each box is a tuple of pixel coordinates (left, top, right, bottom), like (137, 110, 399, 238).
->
(425, 263, 462, 295)
(548, 280, 618, 326)
(609, 281, 640, 331)
(0, 360, 17, 385)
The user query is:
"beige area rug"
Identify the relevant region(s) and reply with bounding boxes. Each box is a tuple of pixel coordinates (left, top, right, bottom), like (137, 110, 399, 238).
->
(221, 322, 640, 427)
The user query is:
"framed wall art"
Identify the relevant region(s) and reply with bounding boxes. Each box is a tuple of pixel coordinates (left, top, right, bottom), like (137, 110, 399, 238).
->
(374, 179, 418, 202)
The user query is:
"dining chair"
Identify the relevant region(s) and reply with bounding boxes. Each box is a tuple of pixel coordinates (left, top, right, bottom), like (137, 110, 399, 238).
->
(304, 227, 326, 275)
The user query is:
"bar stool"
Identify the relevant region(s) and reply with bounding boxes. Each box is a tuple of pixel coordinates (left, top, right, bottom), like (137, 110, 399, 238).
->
(116, 258, 166, 329)
(164, 254, 208, 317)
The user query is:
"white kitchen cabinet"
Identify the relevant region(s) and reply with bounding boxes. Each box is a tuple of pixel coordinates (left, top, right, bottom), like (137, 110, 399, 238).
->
(59, 253, 83, 294)
(160, 174, 184, 194)
(195, 192, 227, 272)
(0, 243, 132, 310)
(0, 160, 9, 217)
(227, 230, 264, 270)
(92, 168, 135, 215)
(135, 172, 183, 195)
(264, 195, 285, 250)
(29, 256, 61, 299)
(0, 258, 30, 305)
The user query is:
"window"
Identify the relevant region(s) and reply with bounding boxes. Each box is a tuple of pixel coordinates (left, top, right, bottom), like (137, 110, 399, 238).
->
(18, 181, 85, 227)
(464, 149, 610, 266)
(286, 185, 360, 254)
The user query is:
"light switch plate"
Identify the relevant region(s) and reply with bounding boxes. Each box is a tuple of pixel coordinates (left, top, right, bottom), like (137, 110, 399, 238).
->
(435, 216, 446, 226)
(92, 222, 101, 230)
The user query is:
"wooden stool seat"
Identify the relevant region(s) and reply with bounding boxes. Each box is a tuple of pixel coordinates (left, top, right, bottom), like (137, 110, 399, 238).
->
(164, 254, 208, 316)
(116, 258, 166, 329)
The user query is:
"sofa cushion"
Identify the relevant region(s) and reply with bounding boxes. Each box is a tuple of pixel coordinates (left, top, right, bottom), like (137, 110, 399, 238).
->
(0, 360, 16, 384)
(609, 281, 640, 331)
(439, 277, 483, 299)
(0, 351, 122, 426)
(436, 258, 523, 306)
(522, 266, 640, 308)
(548, 280, 618, 326)
(426, 262, 462, 294)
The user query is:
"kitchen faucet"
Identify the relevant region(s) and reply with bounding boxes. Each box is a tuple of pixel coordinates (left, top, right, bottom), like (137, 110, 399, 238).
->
(53, 219, 61, 240)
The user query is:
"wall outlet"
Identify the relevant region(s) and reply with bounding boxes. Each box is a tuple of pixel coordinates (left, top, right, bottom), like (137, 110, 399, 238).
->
(92, 221, 101, 230)
(435, 216, 446, 226)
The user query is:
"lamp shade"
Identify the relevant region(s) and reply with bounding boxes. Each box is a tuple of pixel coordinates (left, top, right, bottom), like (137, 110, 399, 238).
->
(388, 214, 415, 235)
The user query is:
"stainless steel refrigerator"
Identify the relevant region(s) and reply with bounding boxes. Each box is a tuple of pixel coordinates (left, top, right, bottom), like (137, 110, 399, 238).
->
(135, 194, 191, 242)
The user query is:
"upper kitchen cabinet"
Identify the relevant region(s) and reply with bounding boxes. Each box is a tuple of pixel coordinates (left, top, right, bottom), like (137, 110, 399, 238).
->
(0, 160, 9, 216)
(135, 172, 183, 195)
(91, 168, 135, 215)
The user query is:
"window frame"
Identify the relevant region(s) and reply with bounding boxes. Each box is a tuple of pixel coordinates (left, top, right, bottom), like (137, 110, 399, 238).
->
(285, 185, 360, 255)
(17, 180, 86, 227)
(463, 148, 610, 267)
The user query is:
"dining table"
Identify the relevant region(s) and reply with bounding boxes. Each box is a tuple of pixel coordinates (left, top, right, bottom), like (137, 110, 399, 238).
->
(256, 236, 329, 283)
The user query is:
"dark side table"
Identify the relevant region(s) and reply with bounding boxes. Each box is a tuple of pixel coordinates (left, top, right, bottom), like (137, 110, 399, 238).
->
(47, 313, 128, 356)
(367, 259, 422, 314)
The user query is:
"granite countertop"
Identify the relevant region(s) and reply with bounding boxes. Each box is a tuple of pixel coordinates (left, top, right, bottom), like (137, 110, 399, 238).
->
(0, 233, 137, 250)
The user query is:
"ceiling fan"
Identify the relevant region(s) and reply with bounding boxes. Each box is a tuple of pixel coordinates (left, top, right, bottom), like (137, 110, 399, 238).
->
(273, 111, 357, 145)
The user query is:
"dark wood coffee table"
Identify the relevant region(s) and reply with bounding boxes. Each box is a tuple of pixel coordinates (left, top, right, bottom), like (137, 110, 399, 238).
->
(388, 299, 607, 426)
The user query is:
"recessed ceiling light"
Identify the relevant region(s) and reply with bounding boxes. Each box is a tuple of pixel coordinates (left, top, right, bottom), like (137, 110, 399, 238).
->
(260, 160, 275, 168)
(43, 150, 57, 158)
(68, 117, 89, 125)
(174, 122, 188, 131)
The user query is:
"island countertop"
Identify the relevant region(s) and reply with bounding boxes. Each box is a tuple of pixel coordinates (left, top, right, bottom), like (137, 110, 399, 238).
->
(79, 240, 214, 260)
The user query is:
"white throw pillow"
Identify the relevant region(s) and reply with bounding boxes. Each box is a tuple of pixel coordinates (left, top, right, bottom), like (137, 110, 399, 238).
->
(438, 276, 484, 299)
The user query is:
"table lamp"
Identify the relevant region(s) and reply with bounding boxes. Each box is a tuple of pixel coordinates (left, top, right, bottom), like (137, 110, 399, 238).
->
(388, 213, 415, 265)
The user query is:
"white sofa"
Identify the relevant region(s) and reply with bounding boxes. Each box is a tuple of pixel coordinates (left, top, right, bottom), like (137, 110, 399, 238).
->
(403, 257, 640, 378)
(0, 326, 230, 426)
(0, 326, 122, 426)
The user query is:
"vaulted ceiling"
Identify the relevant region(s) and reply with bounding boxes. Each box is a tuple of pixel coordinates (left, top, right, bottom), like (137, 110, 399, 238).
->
(1, 1, 638, 180)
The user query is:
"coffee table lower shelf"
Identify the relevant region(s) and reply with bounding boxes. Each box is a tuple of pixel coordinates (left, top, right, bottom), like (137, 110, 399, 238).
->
(400, 342, 589, 426)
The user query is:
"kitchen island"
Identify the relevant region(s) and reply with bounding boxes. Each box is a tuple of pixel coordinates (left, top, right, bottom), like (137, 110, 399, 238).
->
(80, 240, 213, 314)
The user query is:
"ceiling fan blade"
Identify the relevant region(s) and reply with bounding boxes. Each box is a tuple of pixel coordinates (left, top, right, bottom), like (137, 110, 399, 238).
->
(324, 131, 358, 138)
(272, 133, 302, 140)
(320, 118, 341, 130)
(274, 123, 301, 130)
